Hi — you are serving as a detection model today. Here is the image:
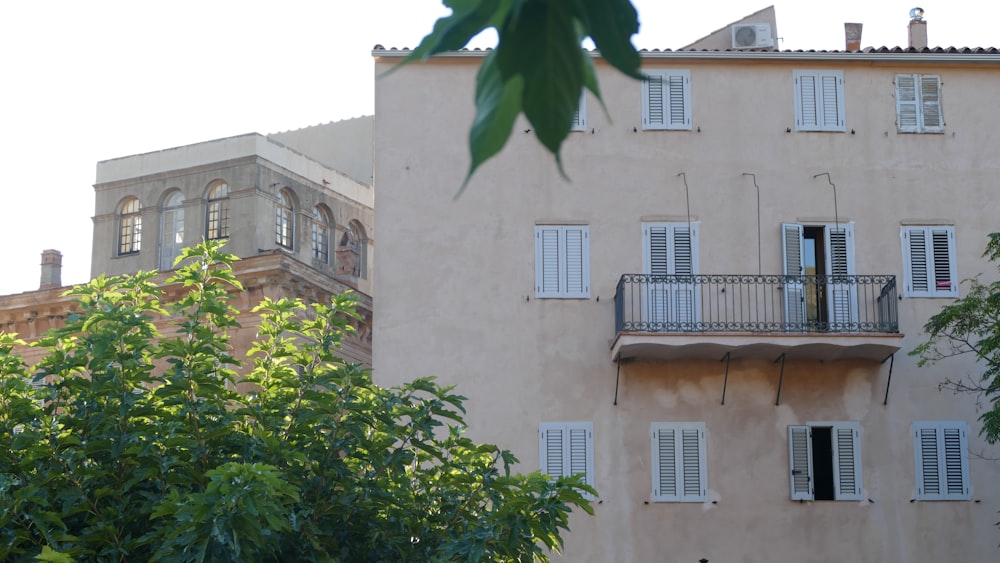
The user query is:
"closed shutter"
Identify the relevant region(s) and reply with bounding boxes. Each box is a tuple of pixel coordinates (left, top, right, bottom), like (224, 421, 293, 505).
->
(901, 226, 956, 297)
(539, 422, 594, 497)
(642, 70, 691, 130)
(651, 422, 707, 502)
(535, 226, 590, 298)
(895, 74, 920, 132)
(794, 71, 845, 132)
(831, 423, 863, 501)
(788, 425, 814, 500)
(643, 223, 699, 328)
(782, 223, 806, 328)
(913, 421, 970, 500)
(825, 224, 857, 329)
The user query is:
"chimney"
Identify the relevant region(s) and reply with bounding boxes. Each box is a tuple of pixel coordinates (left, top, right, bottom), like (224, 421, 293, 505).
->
(908, 7, 927, 49)
(39, 249, 62, 290)
(844, 23, 863, 51)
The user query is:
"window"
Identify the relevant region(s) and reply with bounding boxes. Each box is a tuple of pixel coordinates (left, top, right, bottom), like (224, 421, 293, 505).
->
(118, 197, 142, 256)
(793, 70, 845, 132)
(782, 223, 856, 329)
(571, 92, 587, 131)
(641, 69, 691, 130)
(643, 222, 699, 327)
(535, 225, 590, 298)
(276, 190, 293, 249)
(913, 421, 970, 501)
(311, 205, 331, 263)
(539, 422, 594, 497)
(338, 220, 367, 278)
(901, 226, 957, 297)
(160, 191, 184, 271)
(650, 422, 707, 502)
(206, 181, 230, 240)
(896, 74, 943, 133)
(787, 422, 862, 501)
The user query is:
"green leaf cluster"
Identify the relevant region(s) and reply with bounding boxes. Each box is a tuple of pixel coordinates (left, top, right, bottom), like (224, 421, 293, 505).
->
(912, 233, 1000, 444)
(0, 240, 593, 562)
(403, 0, 642, 191)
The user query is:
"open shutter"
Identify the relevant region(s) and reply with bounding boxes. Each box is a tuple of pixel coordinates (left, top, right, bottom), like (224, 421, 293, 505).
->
(571, 92, 587, 131)
(643, 70, 691, 130)
(895, 74, 920, 132)
(825, 223, 857, 330)
(914, 421, 970, 500)
(930, 228, 957, 296)
(782, 223, 806, 328)
(831, 423, 863, 500)
(788, 425, 814, 500)
(920, 75, 943, 132)
(652, 422, 706, 502)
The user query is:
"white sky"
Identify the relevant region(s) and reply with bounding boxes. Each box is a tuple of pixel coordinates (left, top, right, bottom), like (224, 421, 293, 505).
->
(0, 1, 993, 295)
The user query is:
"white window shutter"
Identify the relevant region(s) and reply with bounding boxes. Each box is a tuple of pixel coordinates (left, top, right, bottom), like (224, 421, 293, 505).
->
(920, 75, 943, 132)
(913, 421, 970, 500)
(643, 70, 691, 130)
(901, 226, 956, 297)
(643, 223, 700, 327)
(825, 223, 857, 329)
(831, 423, 863, 501)
(540, 422, 594, 498)
(895, 74, 920, 132)
(651, 422, 706, 502)
(788, 425, 814, 500)
(794, 71, 845, 132)
(930, 228, 957, 296)
(782, 223, 806, 327)
(535, 226, 589, 299)
(571, 92, 587, 131)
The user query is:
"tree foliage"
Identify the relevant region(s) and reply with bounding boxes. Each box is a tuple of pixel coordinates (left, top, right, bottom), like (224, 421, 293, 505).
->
(403, 0, 643, 190)
(912, 233, 1000, 444)
(0, 241, 593, 562)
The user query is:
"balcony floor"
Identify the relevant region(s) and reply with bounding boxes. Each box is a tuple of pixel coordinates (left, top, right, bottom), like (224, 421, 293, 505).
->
(611, 332, 904, 363)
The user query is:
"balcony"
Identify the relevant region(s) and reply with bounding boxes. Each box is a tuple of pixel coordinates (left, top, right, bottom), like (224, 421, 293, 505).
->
(612, 274, 903, 362)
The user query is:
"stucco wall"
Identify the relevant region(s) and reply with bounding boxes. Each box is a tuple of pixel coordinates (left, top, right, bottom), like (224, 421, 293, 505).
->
(373, 52, 1000, 562)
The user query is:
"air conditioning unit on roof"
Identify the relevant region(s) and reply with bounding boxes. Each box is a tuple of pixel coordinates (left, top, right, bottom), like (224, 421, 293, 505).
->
(732, 23, 774, 49)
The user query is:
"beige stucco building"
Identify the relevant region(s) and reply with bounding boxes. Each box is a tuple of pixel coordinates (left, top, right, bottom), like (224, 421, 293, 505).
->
(3, 118, 374, 368)
(373, 8, 1000, 562)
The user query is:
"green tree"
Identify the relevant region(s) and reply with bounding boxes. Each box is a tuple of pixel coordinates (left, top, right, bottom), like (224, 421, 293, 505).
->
(0, 241, 593, 562)
(912, 232, 1000, 445)
(403, 0, 643, 189)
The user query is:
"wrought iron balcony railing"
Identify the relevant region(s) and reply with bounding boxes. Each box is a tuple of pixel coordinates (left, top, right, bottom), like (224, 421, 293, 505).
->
(614, 274, 899, 334)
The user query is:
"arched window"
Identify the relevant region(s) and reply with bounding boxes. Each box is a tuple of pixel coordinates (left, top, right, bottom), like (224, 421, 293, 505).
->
(118, 197, 142, 256)
(206, 181, 229, 240)
(340, 220, 367, 278)
(275, 190, 293, 249)
(160, 191, 185, 270)
(311, 205, 331, 263)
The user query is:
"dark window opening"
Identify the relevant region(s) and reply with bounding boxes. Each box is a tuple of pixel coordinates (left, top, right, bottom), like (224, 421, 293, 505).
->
(803, 226, 828, 327)
(811, 427, 835, 500)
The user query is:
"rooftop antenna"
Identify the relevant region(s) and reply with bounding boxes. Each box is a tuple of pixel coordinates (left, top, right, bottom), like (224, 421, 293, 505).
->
(742, 173, 762, 275)
(813, 172, 839, 233)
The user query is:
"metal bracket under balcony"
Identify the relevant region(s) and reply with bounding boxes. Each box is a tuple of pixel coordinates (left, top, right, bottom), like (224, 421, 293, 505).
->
(612, 273, 903, 362)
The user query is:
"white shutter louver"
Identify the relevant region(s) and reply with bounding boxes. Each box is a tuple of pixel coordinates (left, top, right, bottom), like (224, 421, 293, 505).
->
(643, 223, 699, 328)
(895, 74, 920, 132)
(896, 74, 944, 133)
(920, 75, 943, 132)
(540, 422, 594, 498)
(571, 92, 587, 131)
(642, 70, 691, 130)
(651, 422, 706, 502)
(535, 226, 590, 298)
(825, 224, 857, 329)
(913, 421, 970, 500)
(782, 223, 806, 327)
